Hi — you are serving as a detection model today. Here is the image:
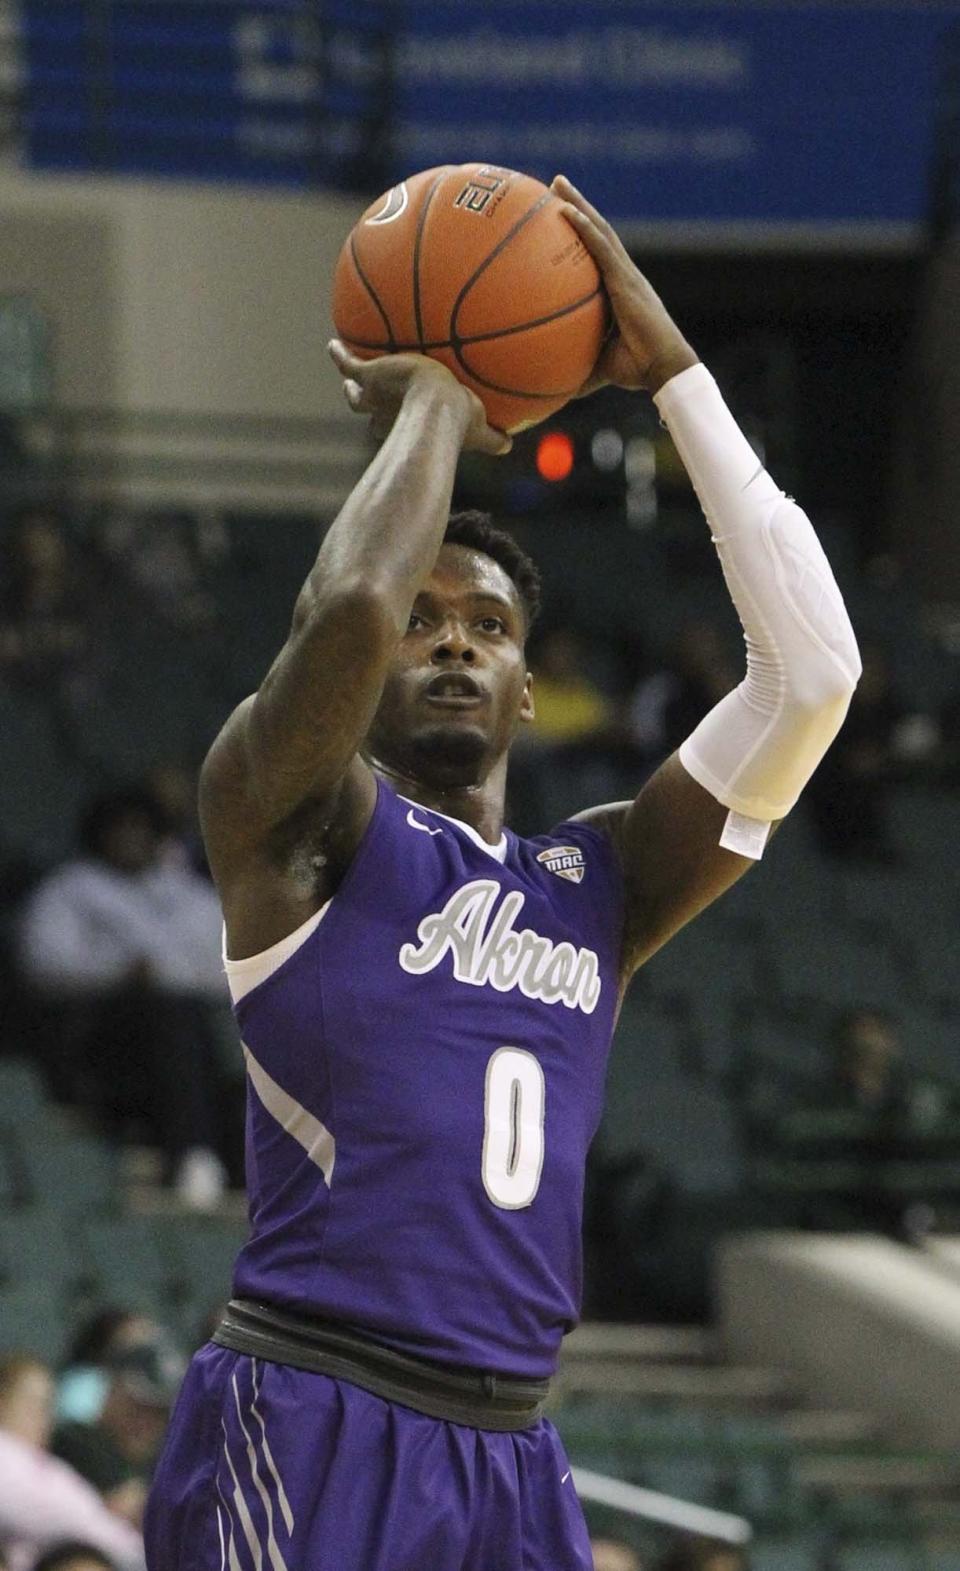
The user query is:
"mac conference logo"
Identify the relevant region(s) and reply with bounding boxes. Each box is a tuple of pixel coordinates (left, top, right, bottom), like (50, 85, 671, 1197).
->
(536, 846, 586, 885)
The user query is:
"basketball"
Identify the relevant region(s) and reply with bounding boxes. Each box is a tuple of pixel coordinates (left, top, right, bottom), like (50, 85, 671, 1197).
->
(332, 163, 609, 434)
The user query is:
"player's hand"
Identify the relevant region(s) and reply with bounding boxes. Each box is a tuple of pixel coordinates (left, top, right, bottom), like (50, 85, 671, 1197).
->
(551, 175, 700, 397)
(328, 341, 512, 456)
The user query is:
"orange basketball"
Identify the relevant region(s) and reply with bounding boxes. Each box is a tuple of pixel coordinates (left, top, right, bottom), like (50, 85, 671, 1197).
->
(332, 163, 608, 435)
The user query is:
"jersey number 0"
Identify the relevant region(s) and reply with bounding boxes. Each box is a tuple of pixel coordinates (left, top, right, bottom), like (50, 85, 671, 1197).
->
(481, 1047, 545, 1209)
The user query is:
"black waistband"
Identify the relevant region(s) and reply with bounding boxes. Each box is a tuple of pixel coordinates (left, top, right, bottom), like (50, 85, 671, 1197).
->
(212, 1299, 551, 1432)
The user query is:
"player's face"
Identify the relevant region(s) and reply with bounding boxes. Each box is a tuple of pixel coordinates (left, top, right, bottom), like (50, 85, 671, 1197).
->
(366, 544, 534, 786)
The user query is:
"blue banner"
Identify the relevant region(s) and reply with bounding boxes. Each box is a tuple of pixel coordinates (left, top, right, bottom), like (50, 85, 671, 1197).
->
(18, 1, 960, 232)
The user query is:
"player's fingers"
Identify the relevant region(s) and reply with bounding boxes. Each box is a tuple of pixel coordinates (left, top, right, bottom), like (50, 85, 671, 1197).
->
(475, 424, 513, 458)
(328, 338, 367, 379)
(342, 378, 366, 413)
(557, 202, 622, 270)
(552, 175, 623, 248)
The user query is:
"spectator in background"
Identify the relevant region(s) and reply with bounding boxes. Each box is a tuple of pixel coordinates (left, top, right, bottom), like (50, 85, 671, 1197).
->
(509, 626, 629, 829)
(751, 1008, 957, 1233)
(806, 642, 937, 862)
(18, 787, 232, 1208)
(92, 511, 214, 633)
(591, 1537, 644, 1571)
(52, 1336, 185, 1533)
(656, 1542, 746, 1571)
(142, 761, 208, 878)
(0, 509, 97, 706)
(627, 621, 739, 769)
(57, 1310, 175, 1426)
(32, 1546, 116, 1571)
(0, 1354, 143, 1571)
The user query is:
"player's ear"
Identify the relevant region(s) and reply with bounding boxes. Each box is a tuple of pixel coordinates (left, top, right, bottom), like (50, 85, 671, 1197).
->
(519, 670, 535, 724)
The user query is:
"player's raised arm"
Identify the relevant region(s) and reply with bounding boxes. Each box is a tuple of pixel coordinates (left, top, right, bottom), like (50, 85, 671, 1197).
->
(199, 347, 509, 884)
(552, 176, 862, 984)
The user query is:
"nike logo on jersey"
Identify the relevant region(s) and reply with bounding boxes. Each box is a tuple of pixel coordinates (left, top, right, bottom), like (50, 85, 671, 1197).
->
(399, 878, 601, 1015)
(406, 808, 442, 836)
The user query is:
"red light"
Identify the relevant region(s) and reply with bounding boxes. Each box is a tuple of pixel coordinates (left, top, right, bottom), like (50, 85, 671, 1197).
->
(535, 431, 575, 483)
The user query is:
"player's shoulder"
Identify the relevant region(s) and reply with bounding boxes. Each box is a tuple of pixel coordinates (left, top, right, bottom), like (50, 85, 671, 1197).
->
(514, 802, 630, 895)
(533, 801, 631, 860)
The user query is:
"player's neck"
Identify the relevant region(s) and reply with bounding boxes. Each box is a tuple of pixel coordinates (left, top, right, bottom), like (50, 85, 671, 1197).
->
(372, 760, 506, 846)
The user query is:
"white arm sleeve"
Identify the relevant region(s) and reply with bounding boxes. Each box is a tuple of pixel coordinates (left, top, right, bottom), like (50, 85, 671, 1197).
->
(653, 362, 861, 831)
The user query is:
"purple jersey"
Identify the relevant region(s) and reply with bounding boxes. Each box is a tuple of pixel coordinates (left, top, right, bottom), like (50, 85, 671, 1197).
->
(225, 778, 623, 1378)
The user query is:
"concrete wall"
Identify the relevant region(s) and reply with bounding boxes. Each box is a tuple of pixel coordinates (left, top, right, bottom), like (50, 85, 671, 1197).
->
(0, 166, 360, 420)
(718, 1232, 960, 1451)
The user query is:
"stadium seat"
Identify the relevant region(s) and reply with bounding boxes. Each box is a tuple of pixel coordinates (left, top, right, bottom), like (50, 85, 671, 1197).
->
(637, 1454, 720, 1503)
(159, 1212, 248, 1311)
(833, 864, 940, 942)
(763, 924, 906, 1015)
(0, 1134, 21, 1207)
(82, 1213, 177, 1308)
(0, 1282, 67, 1361)
(749, 1542, 819, 1571)
(899, 1010, 960, 1086)
(909, 925, 960, 1013)
(0, 1057, 48, 1121)
(635, 912, 759, 1010)
(15, 1132, 119, 1213)
(833, 1546, 924, 1571)
(0, 1206, 89, 1291)
(887, 788, 960, 870)
(0, 688, 92, 862)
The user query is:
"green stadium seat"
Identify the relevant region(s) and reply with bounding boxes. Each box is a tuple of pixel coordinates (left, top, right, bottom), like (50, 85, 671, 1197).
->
(910, 926, 960, 1013)
(749, 1543, 818, 1571)
(834, 1547, 924, 1571)
(0, 1058, 48, 1122)
(764, 924, 906, 1015)
(0, 688, 93, 862)
(0, 1283, 67, 1361)
(834, 864, 939, 939)
(0, 1136, 21, 1207)
(160, 1213, 248, 1311)
(638, 1454, 719, 1502)
(899, 1010, 960, 1086)
(635, 913, 759, 1010)
(82, 1214, 177, 1307)
(0, 1206, 89, 1290)
(15, 1132, 119, 1214)
(887, 788, 960, 871)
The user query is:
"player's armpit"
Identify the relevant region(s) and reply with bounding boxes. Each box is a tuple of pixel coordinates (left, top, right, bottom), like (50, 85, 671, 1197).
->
(199, 693, 378, 886)
(570, 752, 761, 989)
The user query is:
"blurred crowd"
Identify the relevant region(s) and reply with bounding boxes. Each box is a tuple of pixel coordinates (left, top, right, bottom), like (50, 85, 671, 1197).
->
(1, 504, 959, 1564)
(510, 617, 956, 856)
(0, 1298, 746, 1570)
(2, 505, 960, 1229)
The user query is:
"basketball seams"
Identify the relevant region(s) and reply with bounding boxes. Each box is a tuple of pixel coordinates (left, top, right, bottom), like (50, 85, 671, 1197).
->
(348, 235, 396, 351)
(340, 284, 604, 357)
(449, 189, 554, 349)
(334, 167, 607, 426)
(412, 170, 449, 353)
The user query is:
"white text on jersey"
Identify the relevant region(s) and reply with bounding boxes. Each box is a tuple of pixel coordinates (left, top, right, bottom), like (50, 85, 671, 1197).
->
(399, 879, 601, 1014)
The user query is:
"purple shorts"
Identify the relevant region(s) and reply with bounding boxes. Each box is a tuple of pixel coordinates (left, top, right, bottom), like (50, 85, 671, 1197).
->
(144, 1343, 593, 1571)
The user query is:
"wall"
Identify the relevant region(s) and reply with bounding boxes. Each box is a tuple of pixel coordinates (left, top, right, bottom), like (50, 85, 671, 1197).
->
(718, 1232, 960, 1451)
(0, 166, 360, 420)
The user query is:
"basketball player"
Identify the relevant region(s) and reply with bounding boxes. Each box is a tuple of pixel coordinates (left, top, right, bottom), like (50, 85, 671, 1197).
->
(145, 177, 860, 1569)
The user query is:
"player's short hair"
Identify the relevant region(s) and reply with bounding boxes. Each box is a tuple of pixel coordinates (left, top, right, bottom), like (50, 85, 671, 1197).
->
(444, 510, 541, 636)
(32, 1543, 117, 1571)
(78, 787, 169, 858)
